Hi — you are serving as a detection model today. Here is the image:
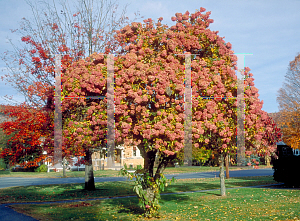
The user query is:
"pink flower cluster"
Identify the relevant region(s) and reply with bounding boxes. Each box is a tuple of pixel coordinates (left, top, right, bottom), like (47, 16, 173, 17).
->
(163, 149, 175, 156)
(77, 127, 83, 133)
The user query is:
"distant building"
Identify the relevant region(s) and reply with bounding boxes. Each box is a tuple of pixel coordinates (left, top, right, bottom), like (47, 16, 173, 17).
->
(0, 105, 17, 123)
(39, 135, 144, 171)
(92, 142, 144, 171)
(277, 141, 300, 157)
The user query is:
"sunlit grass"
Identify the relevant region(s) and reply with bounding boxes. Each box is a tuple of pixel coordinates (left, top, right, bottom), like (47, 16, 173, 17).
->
(9, 186, 300, 220)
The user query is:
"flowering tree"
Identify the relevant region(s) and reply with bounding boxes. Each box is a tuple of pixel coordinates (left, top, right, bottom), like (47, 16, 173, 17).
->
(1, 0, 139, 109)
(58, 54, 110, 190)
(220, 67, 281, 179)
(245, 111, 282, 168)
(114, 7, 238, 215)
(256, 112, 282, 164)
(60, 7, 279, 216)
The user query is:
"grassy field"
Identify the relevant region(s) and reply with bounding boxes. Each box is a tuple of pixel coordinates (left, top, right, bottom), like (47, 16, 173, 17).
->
(0, 165, 271, 178)
(3, 176, 298, 220)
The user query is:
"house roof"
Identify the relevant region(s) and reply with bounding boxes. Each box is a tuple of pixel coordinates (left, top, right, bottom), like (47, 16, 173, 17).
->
(277, 141, 286, 145)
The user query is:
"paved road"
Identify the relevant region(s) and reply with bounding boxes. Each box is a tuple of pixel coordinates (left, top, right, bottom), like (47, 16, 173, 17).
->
(0, 168, 274, 189)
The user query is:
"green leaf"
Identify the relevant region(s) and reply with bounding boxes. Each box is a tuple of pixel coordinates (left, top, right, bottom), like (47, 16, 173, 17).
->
(160, 183, 164, 192)
(144, 195, 149, 202)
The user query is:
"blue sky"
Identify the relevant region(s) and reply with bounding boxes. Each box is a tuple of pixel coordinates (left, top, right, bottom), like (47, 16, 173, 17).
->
(1, 0, 300, 113)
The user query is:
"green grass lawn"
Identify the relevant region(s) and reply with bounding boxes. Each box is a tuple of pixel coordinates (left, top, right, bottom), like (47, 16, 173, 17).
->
(0, 165, 270, 178)
(6, 178, 300, 220)
(3, 176, 297, 221)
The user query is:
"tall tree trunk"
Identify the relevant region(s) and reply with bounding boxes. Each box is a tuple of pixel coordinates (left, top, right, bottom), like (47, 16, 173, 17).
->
(219, 154, 226, 196)
(225, 154, 230, 179)
(85, 149, 95, 191)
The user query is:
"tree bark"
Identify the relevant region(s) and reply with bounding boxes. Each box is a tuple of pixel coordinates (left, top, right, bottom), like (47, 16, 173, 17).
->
(85, 149, 95, 191)
(219, 154, 226, 196)
(266, 156, 271, 167)
(143, 152, 171, 217)
(154, 154, 170, 180)
(225, 154, 230, 179)
(62, 157, 66, 178)
(144, 150, 156, 177)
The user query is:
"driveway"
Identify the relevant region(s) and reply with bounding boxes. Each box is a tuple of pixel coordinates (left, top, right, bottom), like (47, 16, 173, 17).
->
(0, 204, 39, 221)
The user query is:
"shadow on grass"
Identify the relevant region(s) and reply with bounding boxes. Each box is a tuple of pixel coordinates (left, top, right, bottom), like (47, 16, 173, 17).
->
(255, 183, 300, 190)
(225, 175, 278, 184)
(164, 182, 221, 193)
(115, 198, 144, 215)
(104, 191, 192, 217)
(0, 170, 10, 175)
(198, 191, 220, 196)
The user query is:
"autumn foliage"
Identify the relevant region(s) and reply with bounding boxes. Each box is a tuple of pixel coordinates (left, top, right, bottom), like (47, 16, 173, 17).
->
(0, 104, 47, 168)
(0, 0, 138, 173)
(1, 0, 135, 109)
(277, 53, 300, 150)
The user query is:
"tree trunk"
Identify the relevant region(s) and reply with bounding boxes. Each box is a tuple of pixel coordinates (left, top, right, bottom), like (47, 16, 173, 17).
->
(225, 154, 230, 179)
(142, 152, 170, 218)
(143, 150, 156, 177)
(85, 149, 95, 191)
(266, 156, 271, 167)
(219, 154, 226, 196)
(62, 157, 66, 178)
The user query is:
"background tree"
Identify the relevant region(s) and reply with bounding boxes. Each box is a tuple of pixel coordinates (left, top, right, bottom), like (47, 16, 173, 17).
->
(0, 104, 48, 168)
(277, 53, 300, 150)
(0, 128, 18, 170)
(259, 112, 282, 166)
(1, 0, 140, 109)
(0, 106, 17, 170)
(0, 102, 74, 175)
(59, 53, 110, 190)
(0, 0, 141, 177)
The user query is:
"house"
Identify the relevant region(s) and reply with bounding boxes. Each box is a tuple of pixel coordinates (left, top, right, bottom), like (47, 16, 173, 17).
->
(277, 141, 300, 157)
(39, 136, 144, 171)
(92, 142, 144, 171)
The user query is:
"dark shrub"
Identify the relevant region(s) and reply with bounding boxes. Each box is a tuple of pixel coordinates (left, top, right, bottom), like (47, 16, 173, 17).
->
(273, 155, 300, 186)
(11, 166, 38, 172)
